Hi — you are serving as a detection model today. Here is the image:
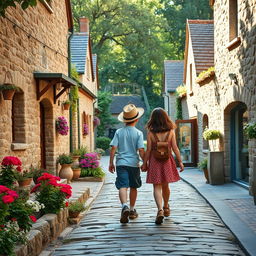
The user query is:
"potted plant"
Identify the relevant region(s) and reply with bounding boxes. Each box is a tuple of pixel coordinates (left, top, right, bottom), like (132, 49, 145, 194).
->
(56, 116, 69, 136)
(57, 154, 73, 183)
(198, 158, 209, 183)
(31, 167, 53, 184)
(0, 84, 19, 100)
(62, 100, 71, 110)
(68, 201, 85, 218)
(83, 123, 89, 136)
(15, 169, 34, 187)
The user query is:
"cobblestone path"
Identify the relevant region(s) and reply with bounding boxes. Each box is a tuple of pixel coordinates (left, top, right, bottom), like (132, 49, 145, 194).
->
(53, 171, 245, 256)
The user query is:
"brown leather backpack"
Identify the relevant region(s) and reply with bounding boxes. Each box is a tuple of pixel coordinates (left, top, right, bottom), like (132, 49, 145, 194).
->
(152, 131, 171, 161)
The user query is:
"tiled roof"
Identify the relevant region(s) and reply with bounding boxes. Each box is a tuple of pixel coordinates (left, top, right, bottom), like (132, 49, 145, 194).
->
(92, 54, 97, 79)
(188, 20, 214, 75)
(110, 95, 146, 114)
(70, 33, 89, 74)
(164, 60, 184, 92)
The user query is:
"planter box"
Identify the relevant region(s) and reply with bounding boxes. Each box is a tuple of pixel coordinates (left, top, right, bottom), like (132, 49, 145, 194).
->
(77, 177, 104, 182)
(208, 151, 224, 185)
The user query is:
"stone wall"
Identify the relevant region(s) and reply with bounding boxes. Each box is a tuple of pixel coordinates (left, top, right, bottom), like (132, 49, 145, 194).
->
(0, 2, 71, 171)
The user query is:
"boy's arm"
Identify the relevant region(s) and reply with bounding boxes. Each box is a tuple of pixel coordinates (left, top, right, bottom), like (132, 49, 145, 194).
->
(109, 146, 117, 173)
(138, 148, 145, 161)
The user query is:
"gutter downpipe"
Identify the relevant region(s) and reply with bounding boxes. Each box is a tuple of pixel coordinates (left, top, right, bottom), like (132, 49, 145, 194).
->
(77, 97, 81, 149)
(68, 28, 74, 153)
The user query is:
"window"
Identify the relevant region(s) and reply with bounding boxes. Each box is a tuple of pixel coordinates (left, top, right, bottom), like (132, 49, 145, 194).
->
(12, 92, 26, 144)
(202, 115, 209, 150)
(229, 0, 238, 41)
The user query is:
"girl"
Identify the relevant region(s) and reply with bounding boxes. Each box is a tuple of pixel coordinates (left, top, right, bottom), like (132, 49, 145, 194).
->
(142, 108, 184, 224)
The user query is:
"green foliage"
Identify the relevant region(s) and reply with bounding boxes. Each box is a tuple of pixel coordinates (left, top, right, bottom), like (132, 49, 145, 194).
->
(175, 97, 182, 120)
(97, 91, 118, 136)
(57, 154, 73, 165)
(0, 0, 38, 16)
(80, 167, 105, 178)
(203, 128, 221, 140)
(244, 123, 256, 139)
(72, 146, 88, 158)
(31, 168, 53, 184)
(68, 201, 85, 213)
(198, 158, 208, 170)
(0, 166, 16, 188)
(0, 84, 19, 91)
(14, 169, 33, 181)
(175, 84, 186, 97)
(96, 137, 111, 151)
(69, 64, 80, 112)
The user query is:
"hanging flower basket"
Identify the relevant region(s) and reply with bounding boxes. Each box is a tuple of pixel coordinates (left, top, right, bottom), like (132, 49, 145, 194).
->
(63, 100, 71, 110)
(0, 84, 19, 100)
(93, 116, 100, 128)
(56, 116, 69, 135)
(83, 123, 89, 136)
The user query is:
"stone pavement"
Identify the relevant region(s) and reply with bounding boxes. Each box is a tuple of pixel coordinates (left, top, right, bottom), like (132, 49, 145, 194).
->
(180, 168, 256, 256)
(51, 157, 245, 256)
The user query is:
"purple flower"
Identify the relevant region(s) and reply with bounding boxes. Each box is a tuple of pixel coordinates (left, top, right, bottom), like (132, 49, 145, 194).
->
(56, 116, 69, 136)
(93, 116, 100, 127)
(79, 153, 99, 168)
(83, 123, 89, 136)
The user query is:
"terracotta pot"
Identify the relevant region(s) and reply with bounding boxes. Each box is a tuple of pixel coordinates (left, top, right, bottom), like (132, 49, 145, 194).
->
(18, 178, 32, 187)
(203, 168, 209, 183)
(69, 211, 80, 218)
(59, 164, 73, 183)
(63, 103, 70, 110)
(2, 89, 15, 100)
(72, 168, 81, 180)
(71, 155, 80, 167)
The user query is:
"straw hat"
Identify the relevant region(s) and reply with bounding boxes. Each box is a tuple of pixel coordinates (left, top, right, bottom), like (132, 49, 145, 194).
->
(118, 104, 144, 123)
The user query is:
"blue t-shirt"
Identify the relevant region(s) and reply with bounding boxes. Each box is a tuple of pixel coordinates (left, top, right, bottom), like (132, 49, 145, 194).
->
(110, 126, 144, 167)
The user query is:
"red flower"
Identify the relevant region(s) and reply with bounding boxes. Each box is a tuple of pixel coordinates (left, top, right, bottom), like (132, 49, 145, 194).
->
(11, 218, 17, 222)
(7, 190, 18, 198)
(2, 195, 14, 204)
(65, 202, 69, 207)
(48, 179, 58, 186)
(16, 166, 22, 172)
(60, 187, 72, 198)
(31, 183, 41, 193)
(37, 173, 60, 183)
(29, 215, 37, 223)
(1, 156, 22, 166)
(0, 185, 10, 194)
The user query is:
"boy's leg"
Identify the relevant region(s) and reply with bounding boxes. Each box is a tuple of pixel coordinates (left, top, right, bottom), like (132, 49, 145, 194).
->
(119, 187, 128, 205)
(129, 187, 137, 209)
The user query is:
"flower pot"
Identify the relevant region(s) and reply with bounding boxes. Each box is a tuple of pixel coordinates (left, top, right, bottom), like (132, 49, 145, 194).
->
(72, 167, 81, 180)
(203, 168, 209, 184)
(59, 164, 73, 183)
(63, 103, 70, 110)
(2, 89, 15, 100)
(69, 211, 80, 218)
(18, 178, 32, 187)
(71, 155, 80, 166)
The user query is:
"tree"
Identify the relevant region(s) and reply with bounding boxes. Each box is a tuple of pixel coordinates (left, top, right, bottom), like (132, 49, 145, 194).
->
(96, 91, 117, 137)
(0, 0, 38, 16)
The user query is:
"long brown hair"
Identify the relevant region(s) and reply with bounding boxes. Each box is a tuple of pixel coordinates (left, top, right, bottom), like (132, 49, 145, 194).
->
(146, 108, 176, 133)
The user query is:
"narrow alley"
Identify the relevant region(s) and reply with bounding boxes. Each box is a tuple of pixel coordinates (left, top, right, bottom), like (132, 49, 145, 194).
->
(52, 157, 245, 256)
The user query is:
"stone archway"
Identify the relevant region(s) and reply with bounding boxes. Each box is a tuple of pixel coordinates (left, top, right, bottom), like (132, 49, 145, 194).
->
(39, 99, 55, 171)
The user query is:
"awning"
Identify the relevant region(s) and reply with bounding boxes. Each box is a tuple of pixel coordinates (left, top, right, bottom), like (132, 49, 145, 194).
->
(34, 72, 77, 104)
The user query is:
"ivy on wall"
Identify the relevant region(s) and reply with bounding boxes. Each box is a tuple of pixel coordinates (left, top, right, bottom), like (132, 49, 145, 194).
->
(175, 84, 186, 120)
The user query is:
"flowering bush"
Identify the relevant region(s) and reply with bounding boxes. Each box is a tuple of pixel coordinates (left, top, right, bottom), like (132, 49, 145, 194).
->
(80, 153, 99, 169)
(26, 200, 45, 213)
(14, 168, 34, 181)
(203, 128, 221, 140)
(31, 173, 72, 214)
(56, 116, 69, 135)
(93, 116, 100, 127)
(83, 123, 89, 136)
(0, 220, 27, 256)
(244, 122, 256, 139)
(0, 156, 22, 187)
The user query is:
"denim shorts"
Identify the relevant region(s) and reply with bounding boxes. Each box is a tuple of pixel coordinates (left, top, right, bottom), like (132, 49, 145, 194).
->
(115, 166, 142, 190)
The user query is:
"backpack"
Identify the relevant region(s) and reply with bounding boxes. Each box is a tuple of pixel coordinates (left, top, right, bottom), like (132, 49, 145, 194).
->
(152, 131, 171, 161)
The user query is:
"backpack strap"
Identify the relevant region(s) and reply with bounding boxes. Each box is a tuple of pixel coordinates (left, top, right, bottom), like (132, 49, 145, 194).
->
(152, 132, 160, 142)
(164, 131, 171, 142)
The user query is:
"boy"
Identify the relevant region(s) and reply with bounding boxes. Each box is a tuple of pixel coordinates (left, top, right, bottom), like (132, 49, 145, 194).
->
(109, 104, 145, 223)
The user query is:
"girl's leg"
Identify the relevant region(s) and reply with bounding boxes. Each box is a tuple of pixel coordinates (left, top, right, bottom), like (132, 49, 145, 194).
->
(153, 184, 163, 210)
(162, 183, 170, 208)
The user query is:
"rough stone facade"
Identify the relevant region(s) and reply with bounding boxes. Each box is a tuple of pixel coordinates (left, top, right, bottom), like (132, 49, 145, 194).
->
(183, 1, 256, 194)
(0, 2, 74, 172)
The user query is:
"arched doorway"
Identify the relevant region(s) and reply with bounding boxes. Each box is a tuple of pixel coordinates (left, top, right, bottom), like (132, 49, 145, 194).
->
(40, 99, 54, 170)
(230, 102, 249, 184)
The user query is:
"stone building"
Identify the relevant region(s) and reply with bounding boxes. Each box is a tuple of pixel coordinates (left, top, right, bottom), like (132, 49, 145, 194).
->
(178, 0, 256, 194)
(0, 2, 98, 173)
(70, 17, 98, 152)
(163, 60, 184, 121)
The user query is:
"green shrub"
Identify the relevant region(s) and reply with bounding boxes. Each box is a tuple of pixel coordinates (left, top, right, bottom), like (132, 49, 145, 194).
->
(244, 123, 256, 139)
(80, 167, 105, 178)
(68, 201, 85, 213)
(57, 154, 73, 165)
(203, 128, 221, 140)
(198, 158, 207, 170)
(96, 137, 111, 151)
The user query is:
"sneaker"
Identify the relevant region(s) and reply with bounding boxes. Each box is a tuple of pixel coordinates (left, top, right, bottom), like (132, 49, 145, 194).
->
(120, 206, 130, 223)
(129, 209, 138, 219)
(155, 209, 164, 225)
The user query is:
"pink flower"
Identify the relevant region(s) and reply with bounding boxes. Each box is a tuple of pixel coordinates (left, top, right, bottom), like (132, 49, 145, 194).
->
(31, 183, 41, 193)
(2, 195, 14, 204)
(29, 215, 37, 223)
(7, 190, 18, 198)
(11, 218, 17, 222)
(0, 185, 10, 194)
(37, 173, 60, 182)
(1, 156, 22, 166)
(16, 166, 22, 172)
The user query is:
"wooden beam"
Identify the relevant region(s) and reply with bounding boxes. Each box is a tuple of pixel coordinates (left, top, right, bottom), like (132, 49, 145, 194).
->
(38, 79, 58, 100)
(55, 86, 69, 103)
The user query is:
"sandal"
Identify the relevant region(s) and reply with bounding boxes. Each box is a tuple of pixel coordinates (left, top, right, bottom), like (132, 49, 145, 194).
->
(155, 209, 164, 224)
(163, 205, 170, 217)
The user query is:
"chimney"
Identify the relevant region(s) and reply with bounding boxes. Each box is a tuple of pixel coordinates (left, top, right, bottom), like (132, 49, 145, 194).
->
(79, 17, 89, 33)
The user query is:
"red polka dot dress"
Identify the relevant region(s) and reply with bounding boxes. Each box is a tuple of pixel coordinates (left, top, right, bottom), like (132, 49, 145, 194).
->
(146, 140, 180, 184)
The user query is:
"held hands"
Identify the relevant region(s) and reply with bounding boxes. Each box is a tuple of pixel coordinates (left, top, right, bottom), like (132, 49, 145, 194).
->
(141, 162, 148, 172)
(108, 163, 115, 173)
